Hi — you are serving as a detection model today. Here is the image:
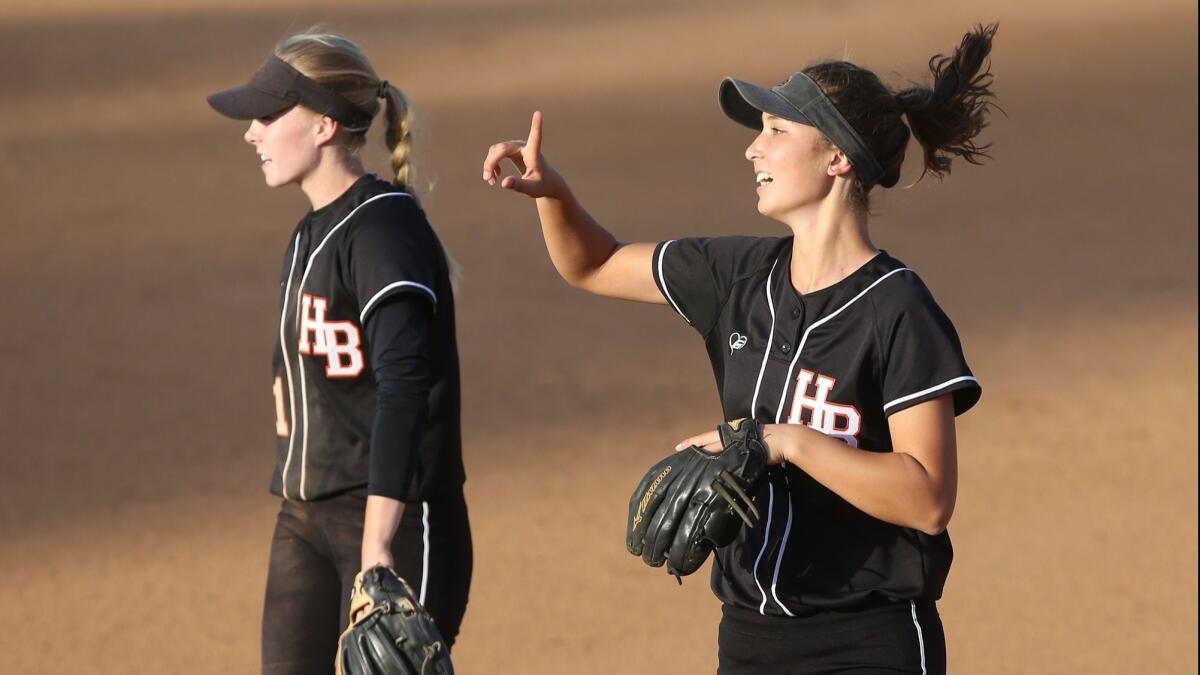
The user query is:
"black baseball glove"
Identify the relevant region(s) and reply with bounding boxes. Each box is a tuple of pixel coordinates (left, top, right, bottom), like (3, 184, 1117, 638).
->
(335, 564, 454, 675)
(626, 418, 769, 580)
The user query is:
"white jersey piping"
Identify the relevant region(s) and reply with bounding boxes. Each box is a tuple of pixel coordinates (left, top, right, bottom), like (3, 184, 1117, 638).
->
(278, 233, 301, 500)
(884, 375, 978, 412)
(360, 281, 437, 324)
(767, 472, 796, 616)
(911, 600, 928, 674)
(419, 501, 431, 605)
(749, 258, 779, 416)
(293, 191, 413, 500)
(752, 482, 776, 614)
(656, 240, 691, 325)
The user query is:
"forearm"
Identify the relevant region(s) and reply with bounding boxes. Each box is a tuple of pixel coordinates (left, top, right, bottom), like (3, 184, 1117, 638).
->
(764, 425, 956, 535)
(533, 186, 620, 289)
(362, 495, 405, 561)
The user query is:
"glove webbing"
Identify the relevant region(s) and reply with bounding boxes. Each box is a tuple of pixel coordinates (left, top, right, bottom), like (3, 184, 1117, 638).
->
(713, 469, 760, 527)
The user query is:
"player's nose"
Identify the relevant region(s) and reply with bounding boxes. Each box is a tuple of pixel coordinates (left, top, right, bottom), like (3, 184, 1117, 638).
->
(244, 120, 260, 144)
(745, 138, 761, 162)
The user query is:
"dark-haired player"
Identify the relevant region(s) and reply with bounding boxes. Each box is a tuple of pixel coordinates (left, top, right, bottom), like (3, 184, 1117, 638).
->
(484, 25, 997, 675)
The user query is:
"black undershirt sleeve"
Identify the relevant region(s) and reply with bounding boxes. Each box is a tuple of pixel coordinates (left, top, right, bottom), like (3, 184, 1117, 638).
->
(363, 294, 433, 499)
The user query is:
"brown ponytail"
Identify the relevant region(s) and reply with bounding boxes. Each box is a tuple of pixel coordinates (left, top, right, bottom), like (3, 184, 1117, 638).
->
(802, 24, 999, 209)
(895, 23, 1000, 180)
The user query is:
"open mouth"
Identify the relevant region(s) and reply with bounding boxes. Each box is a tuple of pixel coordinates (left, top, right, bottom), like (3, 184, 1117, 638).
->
(755, 171, 773, 186)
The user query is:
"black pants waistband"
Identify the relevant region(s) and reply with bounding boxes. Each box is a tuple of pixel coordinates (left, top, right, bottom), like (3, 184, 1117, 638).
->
(722, 598, 935, 635)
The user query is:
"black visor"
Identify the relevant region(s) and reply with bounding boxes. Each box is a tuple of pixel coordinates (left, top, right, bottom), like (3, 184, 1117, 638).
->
(719, 73, 890, 189)
(207, 55, 372, 129)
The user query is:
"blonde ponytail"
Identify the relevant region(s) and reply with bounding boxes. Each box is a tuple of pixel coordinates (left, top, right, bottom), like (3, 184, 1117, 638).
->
(379, 83, 417, 196)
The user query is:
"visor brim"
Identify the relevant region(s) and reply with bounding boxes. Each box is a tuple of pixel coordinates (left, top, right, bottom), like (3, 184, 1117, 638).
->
(207, 85, 297, 121)
(719, 77, 810, 130)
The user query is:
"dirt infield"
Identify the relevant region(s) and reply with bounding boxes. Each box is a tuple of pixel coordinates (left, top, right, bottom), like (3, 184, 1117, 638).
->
(1, 0, 1195, 672)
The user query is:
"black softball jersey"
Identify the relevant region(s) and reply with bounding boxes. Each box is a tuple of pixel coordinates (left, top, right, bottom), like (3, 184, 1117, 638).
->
(652, 235, 980, 616)
(270, 174, 464, 502)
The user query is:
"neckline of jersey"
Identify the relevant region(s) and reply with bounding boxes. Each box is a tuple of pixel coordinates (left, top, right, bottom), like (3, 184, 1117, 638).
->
(307, 173, 379, 220)
(776, 243, 899, 304)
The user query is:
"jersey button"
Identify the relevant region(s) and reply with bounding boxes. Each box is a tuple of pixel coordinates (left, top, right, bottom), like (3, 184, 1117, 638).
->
(791, 307, 801, 319)
(780, 342, 791, 354)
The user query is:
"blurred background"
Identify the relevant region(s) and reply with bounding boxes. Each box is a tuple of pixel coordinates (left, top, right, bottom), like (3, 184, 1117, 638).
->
(1, 0, 1195, 672)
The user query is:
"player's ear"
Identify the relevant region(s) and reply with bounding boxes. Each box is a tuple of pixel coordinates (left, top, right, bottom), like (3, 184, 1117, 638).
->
(829, 149, 852, 178)
(313, 114, 340, 146)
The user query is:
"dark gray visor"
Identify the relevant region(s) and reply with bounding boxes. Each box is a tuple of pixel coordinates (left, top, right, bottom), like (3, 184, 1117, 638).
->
(207, 55, 372, 129)
(719, 73, 886, 189)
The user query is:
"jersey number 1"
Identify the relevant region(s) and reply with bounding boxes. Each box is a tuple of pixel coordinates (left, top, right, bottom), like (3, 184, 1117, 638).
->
(273, 377, 289, 437)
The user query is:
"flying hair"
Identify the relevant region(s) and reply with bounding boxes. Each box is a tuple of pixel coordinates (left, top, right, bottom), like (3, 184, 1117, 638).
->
(802, 24, 1000, 209)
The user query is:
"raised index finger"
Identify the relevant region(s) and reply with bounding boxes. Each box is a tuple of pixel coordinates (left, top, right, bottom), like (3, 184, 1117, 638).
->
(526, 110, 543, 157)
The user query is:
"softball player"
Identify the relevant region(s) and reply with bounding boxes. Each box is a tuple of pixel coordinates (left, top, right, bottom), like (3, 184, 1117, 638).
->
(207, 31, 471, 675)
(483, 25, 996, 675)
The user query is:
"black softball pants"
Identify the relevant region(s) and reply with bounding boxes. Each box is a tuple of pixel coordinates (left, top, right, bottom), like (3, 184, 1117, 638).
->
(718, 600, 946, 674)
(261, 492, 472, 675)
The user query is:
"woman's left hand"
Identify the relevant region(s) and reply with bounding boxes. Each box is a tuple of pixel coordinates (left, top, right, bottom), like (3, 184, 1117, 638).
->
(675, 423, 797, 464)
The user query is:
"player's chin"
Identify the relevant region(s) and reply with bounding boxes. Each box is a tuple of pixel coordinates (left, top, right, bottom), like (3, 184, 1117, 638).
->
(755, 199, 780, 219)
(754, 192, 783, 216)
(261, 168, 290, 188)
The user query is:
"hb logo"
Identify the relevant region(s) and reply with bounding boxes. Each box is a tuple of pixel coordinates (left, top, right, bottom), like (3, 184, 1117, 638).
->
(786, 369, 862, 447)
(298, 293, 364, 378)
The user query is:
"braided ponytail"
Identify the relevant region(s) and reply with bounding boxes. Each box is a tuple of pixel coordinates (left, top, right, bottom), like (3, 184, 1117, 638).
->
(378, 80, 462, 288)
(379, 82, 418, 197)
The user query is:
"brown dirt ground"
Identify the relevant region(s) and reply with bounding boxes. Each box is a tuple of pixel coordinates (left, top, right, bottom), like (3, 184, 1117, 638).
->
(1, 0, 1196, 672)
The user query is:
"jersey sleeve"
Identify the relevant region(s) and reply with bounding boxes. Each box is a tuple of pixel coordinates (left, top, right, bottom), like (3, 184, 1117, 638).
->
(364, 294, 432, 500)
(345, 195, 442, 324)
(876, 273, 982, 417)
(651, 236, 777, 335)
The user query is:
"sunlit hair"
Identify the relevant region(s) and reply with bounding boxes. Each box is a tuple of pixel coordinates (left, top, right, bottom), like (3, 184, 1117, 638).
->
(274, 29, 463, 287)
